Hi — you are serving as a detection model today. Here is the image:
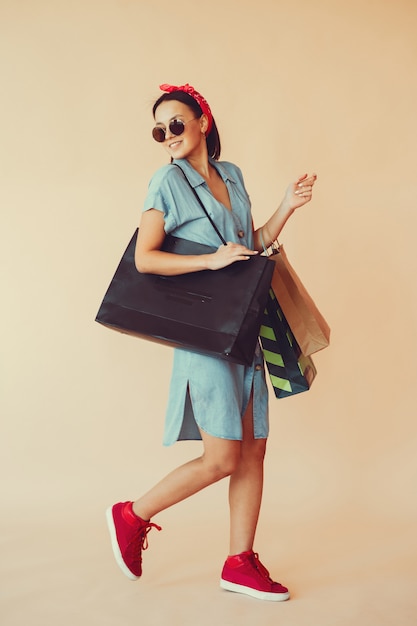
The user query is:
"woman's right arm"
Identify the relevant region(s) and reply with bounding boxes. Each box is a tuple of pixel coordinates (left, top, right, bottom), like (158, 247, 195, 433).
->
(135, 209, 257, 276)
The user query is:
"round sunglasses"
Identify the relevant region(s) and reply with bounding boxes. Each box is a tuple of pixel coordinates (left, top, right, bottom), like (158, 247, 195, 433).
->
(152, 118, 197, 143)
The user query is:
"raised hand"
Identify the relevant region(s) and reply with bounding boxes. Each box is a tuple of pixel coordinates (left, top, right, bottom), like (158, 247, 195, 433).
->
(283, 173, 318, 213)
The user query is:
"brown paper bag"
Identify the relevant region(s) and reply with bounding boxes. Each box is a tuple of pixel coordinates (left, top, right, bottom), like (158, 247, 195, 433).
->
(269, 243, 330, 356)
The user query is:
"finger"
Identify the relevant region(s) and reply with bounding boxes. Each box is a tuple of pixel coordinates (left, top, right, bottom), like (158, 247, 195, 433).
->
(296, 173, 316, 186)
(234, 249, 258, 257)
(303, 174, 317, 186)
(294, 185, 313, 196)
(224, 242, 257, 254)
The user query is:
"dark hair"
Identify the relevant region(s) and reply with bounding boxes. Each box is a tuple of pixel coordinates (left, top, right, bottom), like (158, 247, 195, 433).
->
(152, 90, 221, 160)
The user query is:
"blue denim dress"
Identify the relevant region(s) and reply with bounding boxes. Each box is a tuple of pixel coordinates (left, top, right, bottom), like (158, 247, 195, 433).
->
(143, 158, 269, 446)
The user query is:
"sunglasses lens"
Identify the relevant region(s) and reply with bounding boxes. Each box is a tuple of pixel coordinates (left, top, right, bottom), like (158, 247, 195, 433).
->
(152, 127, 165, 142)
(169, 120, 185, 136)
(152, 119, 188, 143)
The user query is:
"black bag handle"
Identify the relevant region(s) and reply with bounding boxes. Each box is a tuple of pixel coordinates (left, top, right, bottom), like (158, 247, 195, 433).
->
(173, 163, 227, 246)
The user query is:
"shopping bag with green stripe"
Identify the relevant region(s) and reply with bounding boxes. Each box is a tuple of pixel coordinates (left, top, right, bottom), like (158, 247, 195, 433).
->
(260, 290, 317, 398)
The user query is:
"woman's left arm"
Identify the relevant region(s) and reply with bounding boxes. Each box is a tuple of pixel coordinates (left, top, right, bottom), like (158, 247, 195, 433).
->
(253, 173, 317, 251)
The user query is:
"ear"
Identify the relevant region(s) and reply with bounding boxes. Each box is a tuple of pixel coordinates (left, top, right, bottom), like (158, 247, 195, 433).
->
(200, 114, 209, 135)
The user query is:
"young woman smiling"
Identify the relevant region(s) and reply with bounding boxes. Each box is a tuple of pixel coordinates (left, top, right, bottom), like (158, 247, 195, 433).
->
(106, 83, 317, 602)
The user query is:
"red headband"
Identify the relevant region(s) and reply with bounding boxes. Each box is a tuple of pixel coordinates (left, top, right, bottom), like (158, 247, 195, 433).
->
(159, 83, 213, 134)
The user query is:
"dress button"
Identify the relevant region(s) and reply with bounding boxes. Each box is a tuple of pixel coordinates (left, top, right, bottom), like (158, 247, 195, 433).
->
(255, 364, 263, 371)
(237, 230, 245, 238)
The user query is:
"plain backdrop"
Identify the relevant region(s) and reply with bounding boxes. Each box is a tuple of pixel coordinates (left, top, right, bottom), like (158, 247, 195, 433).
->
(1, 1, 416, 625)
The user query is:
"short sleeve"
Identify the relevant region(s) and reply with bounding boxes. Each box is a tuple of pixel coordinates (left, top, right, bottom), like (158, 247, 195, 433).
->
(142, 165, 182, 233)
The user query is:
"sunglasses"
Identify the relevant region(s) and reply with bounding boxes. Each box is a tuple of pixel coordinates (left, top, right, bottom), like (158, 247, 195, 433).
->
(152, 118, 197, 143)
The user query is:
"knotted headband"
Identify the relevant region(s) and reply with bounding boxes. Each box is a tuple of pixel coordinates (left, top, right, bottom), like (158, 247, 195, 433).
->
(159, 83, 213, 134)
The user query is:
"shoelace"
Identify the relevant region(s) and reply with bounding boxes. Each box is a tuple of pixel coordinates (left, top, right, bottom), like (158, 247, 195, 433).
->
(251, 552, 274, 583)
(141, 522, 162, 551)
(128, 521, 162, 563)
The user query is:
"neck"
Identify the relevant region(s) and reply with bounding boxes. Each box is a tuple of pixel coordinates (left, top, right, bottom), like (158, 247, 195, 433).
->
(179, 137, 214, 180)
(186, 156, 211, 179)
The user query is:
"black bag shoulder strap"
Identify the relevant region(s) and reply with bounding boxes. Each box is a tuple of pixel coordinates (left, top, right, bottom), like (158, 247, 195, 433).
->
(173, 163, 227, 246)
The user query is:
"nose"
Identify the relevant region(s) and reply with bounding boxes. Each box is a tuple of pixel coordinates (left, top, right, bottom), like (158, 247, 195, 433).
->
(164, 125, 175, 141)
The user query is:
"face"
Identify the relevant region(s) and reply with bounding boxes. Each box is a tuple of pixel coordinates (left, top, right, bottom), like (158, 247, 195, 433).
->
(153, 100, 207, 160)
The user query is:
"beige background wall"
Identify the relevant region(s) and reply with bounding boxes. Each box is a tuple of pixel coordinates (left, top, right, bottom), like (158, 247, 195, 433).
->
(1, 1, 416, 625)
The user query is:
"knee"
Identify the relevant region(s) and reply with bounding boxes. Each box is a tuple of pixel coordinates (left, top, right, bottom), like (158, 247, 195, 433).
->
(202, 450, 240, 481)
(241, 438, 267, 466)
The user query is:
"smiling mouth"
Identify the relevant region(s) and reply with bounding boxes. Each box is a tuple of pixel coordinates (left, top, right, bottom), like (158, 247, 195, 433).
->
(169, 140, 182, 148)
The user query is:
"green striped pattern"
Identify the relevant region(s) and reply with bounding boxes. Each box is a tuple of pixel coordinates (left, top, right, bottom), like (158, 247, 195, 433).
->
(260, 291, 316, 398)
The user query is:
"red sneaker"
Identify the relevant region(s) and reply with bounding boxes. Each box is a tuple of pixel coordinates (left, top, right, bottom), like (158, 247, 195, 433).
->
(106, 501, 161, 580)
(220, 550, 290, 601)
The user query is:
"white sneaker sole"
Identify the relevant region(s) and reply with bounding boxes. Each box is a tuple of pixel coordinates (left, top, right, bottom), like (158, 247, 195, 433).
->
(105, 506, 139, 581)
(220, 578, 290, 602)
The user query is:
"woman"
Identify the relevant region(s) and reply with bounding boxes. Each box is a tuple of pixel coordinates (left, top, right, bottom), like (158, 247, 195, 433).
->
(106, 83, 317, 602)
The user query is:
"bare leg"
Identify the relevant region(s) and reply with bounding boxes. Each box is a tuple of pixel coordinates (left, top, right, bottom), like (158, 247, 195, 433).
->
(132, 432, 241, 521)
(228, 394, 267, 555)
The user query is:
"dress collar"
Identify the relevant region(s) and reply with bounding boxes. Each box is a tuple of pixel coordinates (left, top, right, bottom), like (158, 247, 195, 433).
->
(172, 158, 237, 188)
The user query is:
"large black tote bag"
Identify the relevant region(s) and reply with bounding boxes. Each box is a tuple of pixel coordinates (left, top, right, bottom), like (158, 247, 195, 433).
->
(95, 229, 274, 366)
